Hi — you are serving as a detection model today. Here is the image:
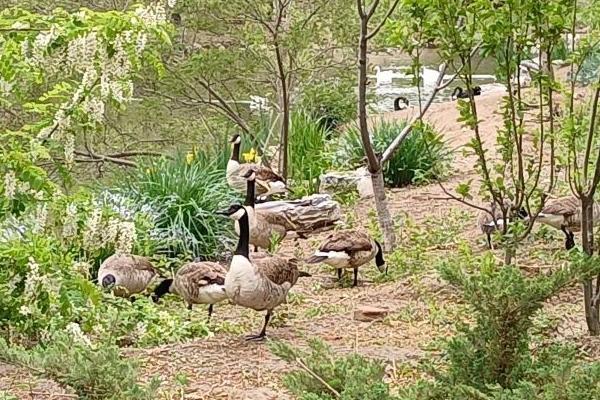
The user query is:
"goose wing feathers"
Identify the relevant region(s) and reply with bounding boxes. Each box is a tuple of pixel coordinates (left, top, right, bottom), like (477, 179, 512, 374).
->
(102, 254, 157, 275)
(254, 256, 300, 286)
(542, 196, 579, 216)
(237, 163, 284, 183)
(320, 231, 373, 253)
(177, 262, 227, 286)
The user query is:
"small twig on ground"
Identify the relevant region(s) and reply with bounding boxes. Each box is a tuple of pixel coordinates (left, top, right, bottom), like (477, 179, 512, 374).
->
(294, 357, 341, 399)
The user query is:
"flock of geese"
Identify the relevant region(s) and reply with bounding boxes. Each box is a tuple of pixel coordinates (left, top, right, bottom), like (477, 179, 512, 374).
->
(96, 130, 595, 340)
(477, 195, 600, 250)
(97, 134, 386, 341)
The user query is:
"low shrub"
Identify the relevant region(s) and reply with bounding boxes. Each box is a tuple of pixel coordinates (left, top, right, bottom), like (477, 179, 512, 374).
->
(289, 112, 333, 196)
(271, 338, 394, 400)
(111, 153, 237, 259)
(337, 120, 451, 188)
(0, 333, 160, 400)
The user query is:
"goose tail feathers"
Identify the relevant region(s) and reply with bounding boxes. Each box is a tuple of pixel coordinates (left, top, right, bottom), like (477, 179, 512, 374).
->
(305, 255, 328, 264)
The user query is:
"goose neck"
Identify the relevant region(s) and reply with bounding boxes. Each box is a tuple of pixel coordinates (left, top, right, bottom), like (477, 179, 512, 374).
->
(231, 142, 240, 162)
(235, 211, 250, 258)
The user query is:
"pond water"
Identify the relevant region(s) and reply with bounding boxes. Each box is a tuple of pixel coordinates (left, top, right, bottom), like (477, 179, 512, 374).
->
(368, 49, 505, 112)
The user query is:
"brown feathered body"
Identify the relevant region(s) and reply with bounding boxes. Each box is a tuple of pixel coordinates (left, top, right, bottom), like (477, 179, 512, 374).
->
(235, 207, 289, 249)
(477, 201, 511, 236)
(306, 230, 381, 270)
(538, 195, 600, 231)
(171, 262, 228, 307)
(98, 254, 158, 297)
(225, 254, 300, 311)
(226, 161, 287, 197)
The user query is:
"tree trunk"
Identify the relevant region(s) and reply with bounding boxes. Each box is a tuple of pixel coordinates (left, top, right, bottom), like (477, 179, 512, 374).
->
(581, 196, 600, 335)
(357, 11, 396, 251)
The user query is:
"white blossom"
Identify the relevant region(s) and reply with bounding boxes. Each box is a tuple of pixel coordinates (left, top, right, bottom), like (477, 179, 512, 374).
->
(83, 208, 102, 250)
(32, 203, 48, 234)
(66, 31, 98, 73)
(21, 39, 31, 61)
(116, 221, 136, 254)
(100, 72, 110, 98)
(133, 321, 147, 339)
(74, 11, 87, 22)
(167, 0, 177, 8)
(83, 97, 105, 123)
(4, 171, 16, 200)
(11, 21, 30, 30)
(135, 32, 148, 55)
(82, 65, 98, 89)
(37, 125, 53, 141)
(0, 79, 13, 96)
(6, 274, 21, 293)
(65, 322, 92, 346)
(101, 217, 120, 247)
(110, 81, 125, 103)
(23, 257, 41, 299)
(16, 180, 30, 195)
(135, 3, 167, 27)
(62, 202, 78, 238)
(19, 305, 33, 316)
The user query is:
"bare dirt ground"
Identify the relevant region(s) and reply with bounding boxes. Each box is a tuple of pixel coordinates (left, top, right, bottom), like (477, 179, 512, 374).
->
(4, 84, 599, 399)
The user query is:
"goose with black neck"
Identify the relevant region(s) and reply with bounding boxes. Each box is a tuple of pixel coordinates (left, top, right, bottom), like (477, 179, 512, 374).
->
(217, 204, 309, 341)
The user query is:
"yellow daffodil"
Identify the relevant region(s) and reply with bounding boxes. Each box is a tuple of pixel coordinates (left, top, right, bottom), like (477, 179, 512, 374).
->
(186, 151, 194, 165)
(242, 147, 260, 163)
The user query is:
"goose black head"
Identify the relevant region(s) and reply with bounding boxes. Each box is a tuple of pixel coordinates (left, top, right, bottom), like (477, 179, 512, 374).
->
(101, 274, 116, 289)
(243, 169, 256, 181)
(473, 86, 482, 95)
(229, 134, 241, 145)
(516, 207, 528, 219)
(374, 241, 386, 273)
(151, 278, 173, 303)
(216, 204, 246, 220)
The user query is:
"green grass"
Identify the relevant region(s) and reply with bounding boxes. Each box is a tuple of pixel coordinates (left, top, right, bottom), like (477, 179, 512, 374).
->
(289, 111, 333, 196)
(111, 152, 237, 259)
(337, 120, 452, 188)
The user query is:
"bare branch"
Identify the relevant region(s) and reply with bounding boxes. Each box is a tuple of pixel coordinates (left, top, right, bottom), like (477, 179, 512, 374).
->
(366, 0, 400, 40)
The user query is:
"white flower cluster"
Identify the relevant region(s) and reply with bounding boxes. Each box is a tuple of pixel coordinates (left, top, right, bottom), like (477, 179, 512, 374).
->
(62, 202, 79, 238)
(65, 322, 92, 346)
(102, 217, 121, 248)
(66, 31, 98, 73)
(20, 257, 49, 316)
(82, 97, 105, 123)
(30, 25, 60, 65)
(134, 2, 167, 27)
(116, 221, 136, 254)
(0, 78, 13, 97)
(32, 203, 48, 234)
(3, 171, 16, 199)
(83, 207, 102, 251)
(167, 0, 177, 8)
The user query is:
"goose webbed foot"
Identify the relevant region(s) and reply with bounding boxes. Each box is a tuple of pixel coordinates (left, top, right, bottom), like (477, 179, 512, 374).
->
(245, 310, 271, 341)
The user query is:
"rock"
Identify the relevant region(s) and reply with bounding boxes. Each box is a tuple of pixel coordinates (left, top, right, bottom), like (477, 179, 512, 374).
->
(319, 168, 373, 198)
(353, 305, 389, 322)
(254, 194, 341, 232)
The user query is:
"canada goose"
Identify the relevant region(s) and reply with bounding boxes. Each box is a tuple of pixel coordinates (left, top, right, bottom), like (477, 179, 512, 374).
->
(217, 204, 308, 340)
(226, 134, 290, 200)
(394, 96, 409, 111)
(151, 261, 227, 320)
(98, 254, 158, 299)
(451, 86, 482, 100)
(477, 202, 528, 249)
(305, 230, 385, 287)
(537, 195, 599, 250)
(235, 170, 289, 251)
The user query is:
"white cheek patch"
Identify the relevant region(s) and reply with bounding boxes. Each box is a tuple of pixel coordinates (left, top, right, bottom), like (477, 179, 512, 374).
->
(231, 208, 246, 220)
(234, 136, 241, 144)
